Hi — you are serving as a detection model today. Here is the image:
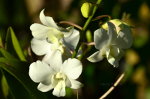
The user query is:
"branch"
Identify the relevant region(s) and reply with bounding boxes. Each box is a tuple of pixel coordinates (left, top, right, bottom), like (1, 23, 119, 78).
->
(92, 15, 111, 21)
(59, 21, 83, 30)
(83, 42, 95, 46)
(99, 73, 125, 99)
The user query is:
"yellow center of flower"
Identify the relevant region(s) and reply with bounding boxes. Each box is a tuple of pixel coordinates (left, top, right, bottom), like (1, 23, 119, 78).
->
(46, 27, 65, 53)
(51, 72, 67, 88)
(47, 27, 64, 44)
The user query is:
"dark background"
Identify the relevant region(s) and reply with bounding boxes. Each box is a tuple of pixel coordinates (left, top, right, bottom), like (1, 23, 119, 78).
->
(0, 0, 150, 99)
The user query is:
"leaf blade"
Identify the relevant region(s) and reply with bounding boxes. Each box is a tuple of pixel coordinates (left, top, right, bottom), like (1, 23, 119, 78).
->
(6, 27, 26, 61)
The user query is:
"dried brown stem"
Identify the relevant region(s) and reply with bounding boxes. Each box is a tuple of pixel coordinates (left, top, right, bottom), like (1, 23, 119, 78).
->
(99, 73, 125, 99)
(59, 21, 83, 30)
(83, 42, 95, 46)
(92, 15, 111, 21)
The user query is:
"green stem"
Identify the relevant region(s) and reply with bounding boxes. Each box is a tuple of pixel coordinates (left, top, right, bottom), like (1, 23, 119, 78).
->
(72, 0, 102, 58)
(77, 90, 79, 99)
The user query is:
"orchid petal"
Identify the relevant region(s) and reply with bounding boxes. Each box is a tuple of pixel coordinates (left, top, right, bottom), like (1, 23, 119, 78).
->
(52, 81, 66, 97)
(43, 50, 62, 72)
(70, 79, 82, 89)
(47, 28, 63, 44)
(62, 58, 82, 79)
(87, 51, 103, 62)
(37, 83, 53, 92)
(107, 56, 119, 67)
(94, 28, 109, 49)
(116, 24, 133, 49)
(30, 23, 49, 39)
(65, 78, 71, 88)
(29, 60, 51, 83)
(63, 29, 79, 50)
(31, 38, 51, 55)
(107, 22, 117, 45)
(106, 46, 121, 67)
(40, 9, 58, 29)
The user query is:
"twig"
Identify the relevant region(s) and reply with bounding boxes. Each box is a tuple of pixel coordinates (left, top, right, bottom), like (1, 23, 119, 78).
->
(99, 73, 125, 99)
(92, 15, 111, 21)
(83, 42, 95, 46)
(59, 21, 83, 30)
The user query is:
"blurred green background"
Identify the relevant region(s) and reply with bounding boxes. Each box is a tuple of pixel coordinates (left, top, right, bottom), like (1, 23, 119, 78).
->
(0, 0, 150, 99)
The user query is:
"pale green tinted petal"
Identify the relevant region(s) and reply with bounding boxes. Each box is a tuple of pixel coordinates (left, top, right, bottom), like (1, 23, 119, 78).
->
(87, 51, 103, 62)
(107, 22, 117, 45)
(116, 24, 133, 49)
(30, 23, 49, 39)
(43, 50, 62, 72)
(105, 47, 110, 58)
(106, 46, 121, 67)
(110, 46, 120, 57)
(94, 28, 109, 49)
(62, 58, 82, 79)
(70, 79, 82, 89)
(41, 78, 52, 85)
(31, 38, 51, 55)
(37, 83, 53, 92)
(107, 56, 119, 67)
(52, 81, 66, 97)
(65, 78, 71, 88)
(40, 9, 58, 29)
(29, 60, 51, 83)
(47, 28, 63, 44)
(63, 29, 79, 50)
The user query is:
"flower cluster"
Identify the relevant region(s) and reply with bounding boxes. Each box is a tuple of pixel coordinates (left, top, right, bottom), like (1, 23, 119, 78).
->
(29, 9, 82, 97)
(29, 8, 133, 97)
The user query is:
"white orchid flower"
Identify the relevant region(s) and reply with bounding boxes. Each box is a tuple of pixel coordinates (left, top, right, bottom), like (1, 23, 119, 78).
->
(30, 9, 79, 60)
(88, 20, 133, 67)
(29, 51, 82, 97)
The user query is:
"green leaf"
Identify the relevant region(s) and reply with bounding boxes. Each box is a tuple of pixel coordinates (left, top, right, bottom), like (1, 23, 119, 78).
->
(2, 70, 30, 99)
(5, 27, 26, 61)
(0, 32, 3, 48)
(0, 48, 17, 61)
(0, 58, 47, 99)
(1, 74, 9, 98)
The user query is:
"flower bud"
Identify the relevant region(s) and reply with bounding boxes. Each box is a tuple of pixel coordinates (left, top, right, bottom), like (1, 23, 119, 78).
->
(86, 30, 92, 42)
(81, 2, 93, 18)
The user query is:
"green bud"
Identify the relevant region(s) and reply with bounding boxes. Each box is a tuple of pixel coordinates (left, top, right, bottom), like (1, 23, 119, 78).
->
(81, 2, 93, 18)
(86, 30, 92, 42)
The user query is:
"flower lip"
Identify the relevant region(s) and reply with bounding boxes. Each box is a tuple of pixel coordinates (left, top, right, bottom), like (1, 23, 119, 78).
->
(54, 72, 66, 81)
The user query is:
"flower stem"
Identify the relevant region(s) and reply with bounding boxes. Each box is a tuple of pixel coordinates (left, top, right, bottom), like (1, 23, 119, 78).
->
(59, 21, 83, 30)
(72, 0, 102, 58)
(99, 73, 125, 99)
(77, 90, 79, 99)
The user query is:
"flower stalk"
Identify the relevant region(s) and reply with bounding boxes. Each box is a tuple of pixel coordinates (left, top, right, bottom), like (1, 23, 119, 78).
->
(72, 0, 102, 58)
(99, 73, 125, 99)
